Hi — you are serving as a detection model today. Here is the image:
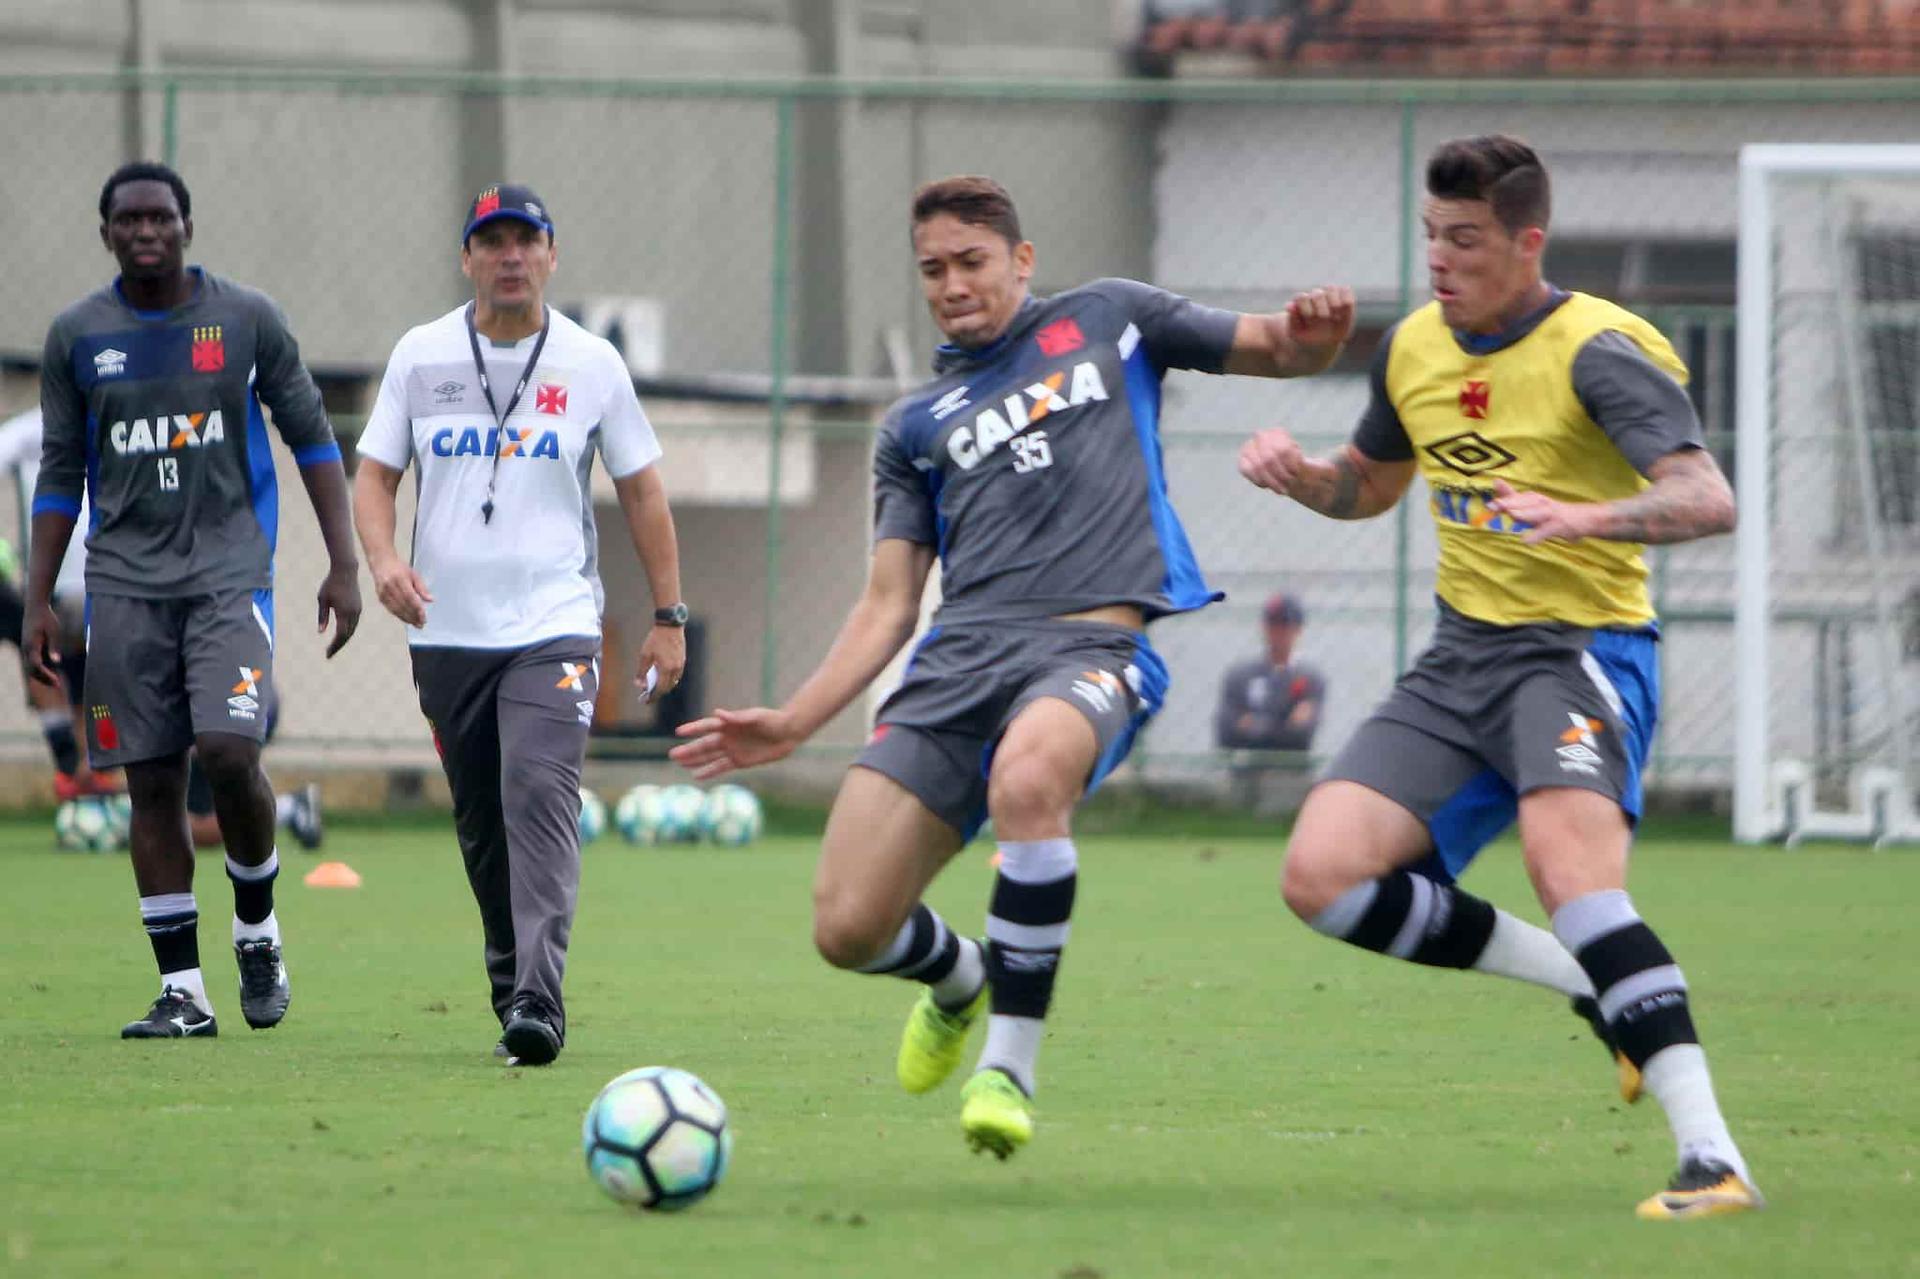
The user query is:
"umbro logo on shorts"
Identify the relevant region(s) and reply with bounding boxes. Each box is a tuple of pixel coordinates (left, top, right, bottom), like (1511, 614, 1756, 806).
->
(1556, 712, 1604, 774)
(1070, 669, 1125, 716)
(228, 667, 263, 720)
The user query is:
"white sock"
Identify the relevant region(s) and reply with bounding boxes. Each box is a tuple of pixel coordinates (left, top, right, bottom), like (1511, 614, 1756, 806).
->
(274, 793, 296, 824)
(931, 936, 985, 1011)
(978, 1016, 1043, 1096)
(1474, 909, 1595, 997)
(233, 910, 281, 947)
(1642, 1044, 1751, 1183)
(161, 967, 212, 1014)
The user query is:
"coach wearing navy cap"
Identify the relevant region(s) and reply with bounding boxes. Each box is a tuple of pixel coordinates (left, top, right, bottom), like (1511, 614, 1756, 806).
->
(353, 181, 688, 1066)
(462, 183, 554, 244)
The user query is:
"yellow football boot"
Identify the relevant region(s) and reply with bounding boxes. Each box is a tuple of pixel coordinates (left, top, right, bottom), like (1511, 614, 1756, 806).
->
(896, 984, 987, 1095)
(960, 1068, 1033, 1160)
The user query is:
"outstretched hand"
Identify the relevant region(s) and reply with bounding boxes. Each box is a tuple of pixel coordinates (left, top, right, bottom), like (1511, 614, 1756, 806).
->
(1487, 478, 1601, 544)
(669, 707, 799, 781)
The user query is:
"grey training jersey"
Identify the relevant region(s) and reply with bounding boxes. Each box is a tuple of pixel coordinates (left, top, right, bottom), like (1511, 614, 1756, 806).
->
(36, 267, 340, 598)
(873, 278, 1237, 627)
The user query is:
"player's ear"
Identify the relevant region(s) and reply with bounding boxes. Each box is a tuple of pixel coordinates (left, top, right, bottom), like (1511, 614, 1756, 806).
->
(1517, 225, 1546, 261)
(460, 245, 474, 281)
(98, 223, 111, 254)
(1012, 238, 1035, 284)
(181, 216, 193, 248)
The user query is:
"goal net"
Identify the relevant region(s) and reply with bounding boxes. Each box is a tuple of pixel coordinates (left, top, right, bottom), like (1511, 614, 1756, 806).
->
(1736, 145, 1920, 845)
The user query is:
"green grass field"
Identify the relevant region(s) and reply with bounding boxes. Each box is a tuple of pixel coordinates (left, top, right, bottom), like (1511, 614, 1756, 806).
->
(3, 815, 1917, 1278)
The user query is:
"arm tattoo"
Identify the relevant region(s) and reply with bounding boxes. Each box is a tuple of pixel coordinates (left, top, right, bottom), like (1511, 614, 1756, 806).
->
(1600, 449, 1736, 545)
(1289, 448, 1390, 520)
(1323, 452, 1363, 518)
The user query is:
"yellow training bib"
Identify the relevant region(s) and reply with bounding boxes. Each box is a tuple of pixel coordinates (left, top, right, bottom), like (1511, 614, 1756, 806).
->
(1384, 292, 1687, 628)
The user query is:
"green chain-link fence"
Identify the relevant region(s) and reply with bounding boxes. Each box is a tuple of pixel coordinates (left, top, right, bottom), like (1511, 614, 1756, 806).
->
(3, 71, 1918, 803)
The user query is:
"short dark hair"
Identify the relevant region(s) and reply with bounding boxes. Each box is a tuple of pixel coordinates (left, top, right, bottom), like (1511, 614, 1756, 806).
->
(99, 161, 191, 223)
(911, 175, 1022, 246)
(1426, 136, 1549, 235)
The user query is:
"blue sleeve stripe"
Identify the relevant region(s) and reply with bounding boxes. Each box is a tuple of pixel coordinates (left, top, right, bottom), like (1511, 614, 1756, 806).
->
(32, 495, 82, 518)
(293, 443, 342, 466)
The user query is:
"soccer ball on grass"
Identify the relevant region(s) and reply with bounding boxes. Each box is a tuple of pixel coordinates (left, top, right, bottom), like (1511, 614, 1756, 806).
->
(698, 783, 763, 846)
(582, 1066, 732, 1211)
(55, 797, 121, 853)
(577, 788, 609, 844)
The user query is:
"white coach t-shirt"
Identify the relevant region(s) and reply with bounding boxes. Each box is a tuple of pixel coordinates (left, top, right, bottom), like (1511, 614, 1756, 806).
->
(356, 305, 661, 649)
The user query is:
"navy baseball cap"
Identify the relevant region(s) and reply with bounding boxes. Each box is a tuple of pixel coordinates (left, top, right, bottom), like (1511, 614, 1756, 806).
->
(1263, 592, 1306, 625)
(462, 183, 554, 245)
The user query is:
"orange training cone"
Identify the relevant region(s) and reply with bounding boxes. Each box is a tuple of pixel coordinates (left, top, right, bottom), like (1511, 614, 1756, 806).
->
(303, 861, 362, 888)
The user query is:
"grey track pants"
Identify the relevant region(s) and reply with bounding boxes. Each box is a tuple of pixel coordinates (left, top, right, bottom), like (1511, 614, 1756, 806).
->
(412, 636, 600, 1033)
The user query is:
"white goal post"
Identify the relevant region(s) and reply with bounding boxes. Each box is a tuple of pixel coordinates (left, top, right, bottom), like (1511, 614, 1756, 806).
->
(1736, 144, 1920, 845)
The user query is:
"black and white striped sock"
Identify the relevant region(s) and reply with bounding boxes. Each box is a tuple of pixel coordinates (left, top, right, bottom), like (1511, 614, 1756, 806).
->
(1309, 870, 1593, 995)
(1554, 888, 1746, 1179)
(978, 838, 1078, 1096)
(857, 903, 983, 1011)
(140, 891, 209, 1012)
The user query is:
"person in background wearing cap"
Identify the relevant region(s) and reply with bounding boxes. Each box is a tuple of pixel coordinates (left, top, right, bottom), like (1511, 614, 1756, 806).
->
(26, 161, 361, 1040)
(352, 183, 687, 1067)
(1214, 591, 1325, 756)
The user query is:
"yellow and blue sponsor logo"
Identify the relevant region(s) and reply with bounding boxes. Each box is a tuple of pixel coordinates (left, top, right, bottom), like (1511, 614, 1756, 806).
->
(1430, 484, 1534, 536)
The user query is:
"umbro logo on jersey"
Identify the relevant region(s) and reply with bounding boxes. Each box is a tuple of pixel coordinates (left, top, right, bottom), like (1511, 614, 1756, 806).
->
(108, 410, 226, 456)
(432, 380, 465, 403)
(946, 360, 1108, 471)
(930, 385, 972, 421)
(93, 348, 128, 377)
(429, 426, 561, 459)
(1424, 431, 1516, 478)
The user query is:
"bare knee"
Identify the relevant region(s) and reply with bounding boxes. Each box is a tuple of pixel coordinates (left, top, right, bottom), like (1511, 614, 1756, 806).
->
(1280, 840, 1350, 923)
(193, 734, 260, 790)
(985, 752, 1078, 838)
(1518, 787, 1630, 914)
(126, 760, 186, 811)
(811, 892, 893, 971)
(1278, 782, 1429, 924)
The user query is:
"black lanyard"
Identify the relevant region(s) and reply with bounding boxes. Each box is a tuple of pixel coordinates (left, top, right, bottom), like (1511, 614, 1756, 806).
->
(464, 302, 551, 524)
